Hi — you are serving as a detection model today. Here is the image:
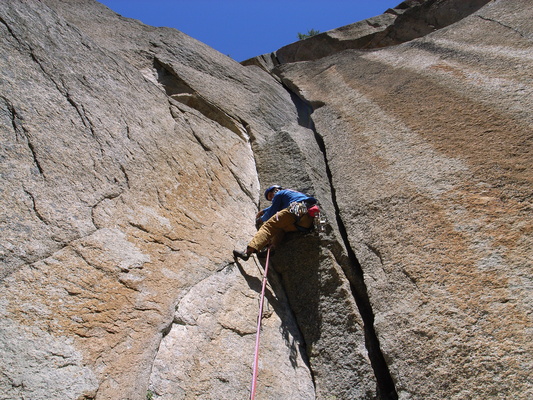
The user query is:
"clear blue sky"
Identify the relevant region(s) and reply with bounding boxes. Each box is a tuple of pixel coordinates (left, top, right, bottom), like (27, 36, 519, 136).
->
(98, 0, 402, 61)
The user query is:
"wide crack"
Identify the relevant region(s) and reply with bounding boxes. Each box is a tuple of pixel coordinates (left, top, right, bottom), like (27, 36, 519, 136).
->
(287, 85, 399, 399)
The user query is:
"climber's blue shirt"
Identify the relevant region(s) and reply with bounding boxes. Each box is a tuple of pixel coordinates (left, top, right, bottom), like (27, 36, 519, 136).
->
(260, 189, 316, 222)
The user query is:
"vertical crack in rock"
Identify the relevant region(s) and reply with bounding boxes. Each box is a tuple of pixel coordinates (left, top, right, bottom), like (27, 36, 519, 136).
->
(22, 188, 48, 225)
(5, 16, 99, 143)
(2, 96, 45, 176)
(316, 124, 398, 400)
(317, 125, 398, 400)
(286, 85, 398, 399)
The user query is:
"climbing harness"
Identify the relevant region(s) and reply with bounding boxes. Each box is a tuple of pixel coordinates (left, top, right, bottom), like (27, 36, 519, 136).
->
(288, 200, 328, 233)
(249, 246, 271, 400)
(288, 201, 308, 217)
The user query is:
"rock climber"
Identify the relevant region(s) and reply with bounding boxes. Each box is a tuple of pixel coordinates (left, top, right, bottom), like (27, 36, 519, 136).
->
(233, 185, 320, 261)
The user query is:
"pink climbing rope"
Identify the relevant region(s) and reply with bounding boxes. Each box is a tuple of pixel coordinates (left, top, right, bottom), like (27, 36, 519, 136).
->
(249, 247, 271, 400)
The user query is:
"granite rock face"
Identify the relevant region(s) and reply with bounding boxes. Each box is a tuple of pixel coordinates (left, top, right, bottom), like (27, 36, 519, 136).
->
(276, 0, 533, 398)
(243, 0, 492, 68)
(1, 0, 531, 400)
(0, 1, 314, 399)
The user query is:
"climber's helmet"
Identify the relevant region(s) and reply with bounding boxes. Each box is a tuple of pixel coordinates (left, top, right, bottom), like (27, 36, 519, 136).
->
(264, 185, 282, 201)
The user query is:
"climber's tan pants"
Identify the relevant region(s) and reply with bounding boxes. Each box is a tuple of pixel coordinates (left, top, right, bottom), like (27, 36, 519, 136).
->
(248, 208, 314, 252)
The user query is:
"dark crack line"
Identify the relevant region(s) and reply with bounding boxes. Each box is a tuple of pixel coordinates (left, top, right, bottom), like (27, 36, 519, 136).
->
(312, 121, 398, 400)
(65, 92, 98, 138)
(119, 164, 131, 189)
(22, 188, 48, 224)
(13, 27, 101, 144)
(1, 14, 98, 140)
(2, 96, 45, 176)
(477, 15, 527, 39)
(280, 80, 398, 399)
(25, 139, 44, 175)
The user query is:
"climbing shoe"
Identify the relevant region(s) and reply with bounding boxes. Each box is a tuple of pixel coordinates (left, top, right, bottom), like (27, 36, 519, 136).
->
(233, 250, 250, 261)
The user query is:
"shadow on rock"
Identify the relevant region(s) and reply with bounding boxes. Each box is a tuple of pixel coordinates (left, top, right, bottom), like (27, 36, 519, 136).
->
(233, 251, 312, 371)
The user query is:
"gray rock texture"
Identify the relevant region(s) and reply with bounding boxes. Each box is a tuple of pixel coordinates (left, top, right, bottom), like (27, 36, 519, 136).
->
(243, 0, 492, 67)
(1, 1, 314, 398)
(0, 0, 531, 400)
(276, 0, 533, 398)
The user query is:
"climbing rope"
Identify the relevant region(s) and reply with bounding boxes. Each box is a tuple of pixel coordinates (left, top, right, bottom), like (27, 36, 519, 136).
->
(249, 247, 271, 400)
